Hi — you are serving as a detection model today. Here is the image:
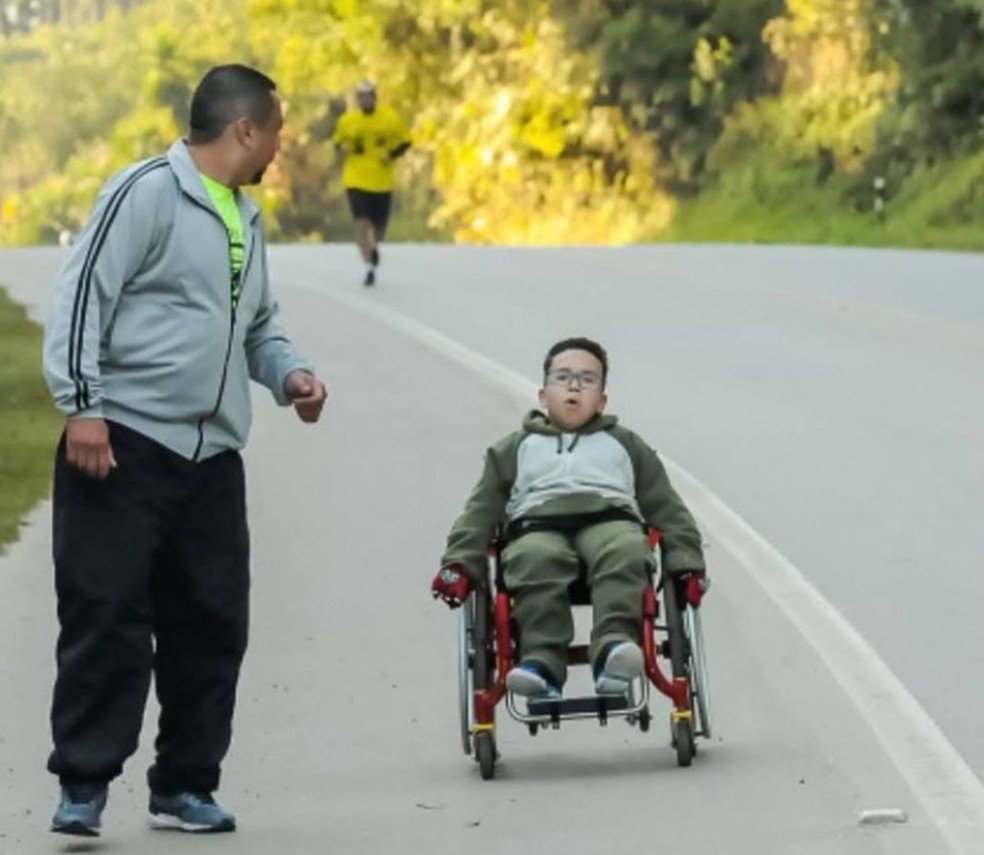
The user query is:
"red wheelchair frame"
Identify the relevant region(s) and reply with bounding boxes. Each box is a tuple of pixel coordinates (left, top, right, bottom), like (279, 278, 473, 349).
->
(458, 529, 711, 779)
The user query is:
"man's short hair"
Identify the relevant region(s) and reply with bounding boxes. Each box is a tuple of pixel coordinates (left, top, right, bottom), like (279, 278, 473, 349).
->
(189, 64, 277, 144)
(543, 337, 609, 387)
(355, 80, 376, 95)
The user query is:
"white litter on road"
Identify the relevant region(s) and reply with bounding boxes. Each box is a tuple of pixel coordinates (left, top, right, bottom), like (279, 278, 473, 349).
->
(859, 808, 909, 826)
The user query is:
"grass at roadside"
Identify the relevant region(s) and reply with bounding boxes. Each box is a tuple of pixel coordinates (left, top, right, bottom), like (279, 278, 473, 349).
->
(662, 190, 984, 252)
(0, 284, 61, 553)
(659, 148, 984, 253)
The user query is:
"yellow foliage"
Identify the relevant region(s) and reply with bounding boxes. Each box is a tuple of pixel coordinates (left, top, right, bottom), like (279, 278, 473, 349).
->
(412, 6, 670, 244)
(0, 0, 670, 246)
(762, 0, 899, 167)
(0, 198, 17, 229)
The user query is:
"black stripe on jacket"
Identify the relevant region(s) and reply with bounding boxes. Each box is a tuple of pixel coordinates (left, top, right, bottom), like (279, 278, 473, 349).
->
(68, 157, 169, 411)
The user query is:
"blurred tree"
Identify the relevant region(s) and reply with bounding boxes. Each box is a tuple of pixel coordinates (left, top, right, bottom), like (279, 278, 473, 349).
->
(1, 0, 146, 34)
(867, 1, 984, 165)
(374, 0, 671, 242)
(550, 0, 784, 190)
(7, 0, 984, 247)
(0, 0, 668, 244)
(762, 0, 898, 167)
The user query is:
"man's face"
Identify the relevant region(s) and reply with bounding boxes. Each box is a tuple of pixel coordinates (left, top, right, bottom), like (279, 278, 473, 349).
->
(245, 93, 284, 185)
(356, 90, 377, 114)
(538, 349, 607, 431)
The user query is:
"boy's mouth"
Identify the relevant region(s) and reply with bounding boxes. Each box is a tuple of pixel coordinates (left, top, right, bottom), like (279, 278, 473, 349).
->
(564, 395, 580, 405)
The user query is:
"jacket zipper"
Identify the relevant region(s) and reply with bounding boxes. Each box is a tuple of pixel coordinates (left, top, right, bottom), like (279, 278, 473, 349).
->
(193, 312, 236, 462)
(192, 230, 256, 462)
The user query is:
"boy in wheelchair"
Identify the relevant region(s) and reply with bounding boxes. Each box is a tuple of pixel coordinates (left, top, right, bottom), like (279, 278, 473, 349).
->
(432, 337, 707, 700)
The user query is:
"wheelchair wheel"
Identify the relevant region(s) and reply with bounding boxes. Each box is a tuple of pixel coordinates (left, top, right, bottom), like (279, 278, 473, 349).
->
(458, 597, 476, 755)
(662, 576, 690, 687)
(471, 585, 494, 689)
(672, 717, 695, 767)
(684, 604, 712, 738)
(475, 731, 497, 780)
(663, 575, 697, 767)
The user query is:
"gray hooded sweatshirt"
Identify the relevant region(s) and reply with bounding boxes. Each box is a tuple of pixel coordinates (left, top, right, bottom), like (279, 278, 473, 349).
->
(43, 140, 312, 460)
(442, 410, 705, 580)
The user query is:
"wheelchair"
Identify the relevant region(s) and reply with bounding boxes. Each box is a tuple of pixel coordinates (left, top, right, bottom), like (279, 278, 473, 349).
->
(457, 528, 711, 780)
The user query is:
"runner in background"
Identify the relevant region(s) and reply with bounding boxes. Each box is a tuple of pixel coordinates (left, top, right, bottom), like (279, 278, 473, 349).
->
(332, 80, 411, 286)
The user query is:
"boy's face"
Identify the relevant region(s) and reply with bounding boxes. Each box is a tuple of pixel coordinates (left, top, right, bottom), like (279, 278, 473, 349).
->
(538, 348, 607, 431)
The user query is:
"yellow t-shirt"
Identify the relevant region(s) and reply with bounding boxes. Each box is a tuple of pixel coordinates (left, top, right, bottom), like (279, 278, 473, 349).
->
(332, 105, 410, 193)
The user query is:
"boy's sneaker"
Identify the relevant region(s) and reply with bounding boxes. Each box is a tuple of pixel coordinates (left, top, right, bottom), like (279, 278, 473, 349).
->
(149, 791, 236, 833)
(363, 268, 376, 287)
(506, 661, 562, 699)
(51, 784, 107, 837)
(594, 640, 644, 695)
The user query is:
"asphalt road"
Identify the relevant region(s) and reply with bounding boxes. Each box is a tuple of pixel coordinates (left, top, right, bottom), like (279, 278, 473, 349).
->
(2, 243, 982, 854)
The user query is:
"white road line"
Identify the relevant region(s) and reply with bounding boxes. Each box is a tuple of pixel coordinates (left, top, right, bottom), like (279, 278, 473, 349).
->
(298, 279, 984, 855)
(671, 467, 984, 855)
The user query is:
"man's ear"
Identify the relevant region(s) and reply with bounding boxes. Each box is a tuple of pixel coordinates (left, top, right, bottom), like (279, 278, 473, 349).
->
(537, 387, 547, 409)
(233, 117, 252, 146)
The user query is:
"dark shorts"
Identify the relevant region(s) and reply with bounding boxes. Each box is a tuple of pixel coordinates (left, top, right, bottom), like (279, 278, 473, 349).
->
(346, 189, 392, 233)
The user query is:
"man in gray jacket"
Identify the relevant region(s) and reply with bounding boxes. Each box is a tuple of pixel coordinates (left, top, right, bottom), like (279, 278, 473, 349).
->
(42, 64, 327, 837)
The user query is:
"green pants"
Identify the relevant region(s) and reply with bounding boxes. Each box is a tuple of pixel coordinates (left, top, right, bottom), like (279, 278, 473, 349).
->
(501, 519, 652, 686)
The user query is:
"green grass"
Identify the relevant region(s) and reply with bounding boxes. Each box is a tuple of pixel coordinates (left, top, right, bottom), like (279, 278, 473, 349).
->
(0, 285, 61, 554)
(664, 194, 984, 252)
(658, 149, 984, 253)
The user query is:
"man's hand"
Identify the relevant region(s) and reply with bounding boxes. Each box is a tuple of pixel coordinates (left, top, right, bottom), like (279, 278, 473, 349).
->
(431, 566, 471, 609)
(681, 571, 709, 608)
(284, 370, 327, 423)
(66, 417, 117, 479)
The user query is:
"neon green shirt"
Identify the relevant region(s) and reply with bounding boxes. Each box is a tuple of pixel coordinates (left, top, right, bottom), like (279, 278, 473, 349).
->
(200, 173, 245, 308)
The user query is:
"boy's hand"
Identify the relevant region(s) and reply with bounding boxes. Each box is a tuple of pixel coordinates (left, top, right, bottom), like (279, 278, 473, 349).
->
(431, 566, 471, 608)
(682, 571, 709, 607)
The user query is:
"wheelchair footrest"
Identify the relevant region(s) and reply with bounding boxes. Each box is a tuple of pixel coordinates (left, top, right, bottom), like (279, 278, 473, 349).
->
(527, 694, 631, 719)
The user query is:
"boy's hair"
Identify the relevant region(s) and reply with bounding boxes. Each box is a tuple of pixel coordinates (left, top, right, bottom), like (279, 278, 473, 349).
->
(189, 64, 277, 144)
(543, 337, 609, 388)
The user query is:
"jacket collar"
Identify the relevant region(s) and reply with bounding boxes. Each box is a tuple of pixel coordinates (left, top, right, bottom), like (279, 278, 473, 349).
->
(521, 409, 618, 436)
(167, 139, 261, 224)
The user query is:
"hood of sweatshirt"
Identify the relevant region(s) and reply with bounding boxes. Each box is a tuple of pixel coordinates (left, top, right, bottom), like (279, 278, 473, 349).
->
(520, 409, 619, 453)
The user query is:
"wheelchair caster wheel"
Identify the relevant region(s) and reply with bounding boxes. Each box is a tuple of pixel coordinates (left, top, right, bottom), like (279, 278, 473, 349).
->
(673, 717, 695, 767)
(475, 732, 497, 780)
(528, 723, 539, 736)
(638, 707, 651, 733)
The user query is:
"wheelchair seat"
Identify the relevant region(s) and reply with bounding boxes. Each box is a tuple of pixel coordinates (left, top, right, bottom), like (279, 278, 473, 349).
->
(567, 568, 592, 607)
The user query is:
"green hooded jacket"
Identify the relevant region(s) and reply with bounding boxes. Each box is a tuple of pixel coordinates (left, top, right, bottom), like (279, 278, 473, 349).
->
(442, 410, 705, 580)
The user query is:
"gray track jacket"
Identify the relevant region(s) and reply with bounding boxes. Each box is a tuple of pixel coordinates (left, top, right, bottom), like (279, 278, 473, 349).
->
(43, 140, 312, 460)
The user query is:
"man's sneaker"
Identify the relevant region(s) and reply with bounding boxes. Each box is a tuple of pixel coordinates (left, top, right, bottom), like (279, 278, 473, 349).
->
(594, 640, 644, 695)
(149, 791, 236, 833)
(363, 268, 376, 287)
(51, 784, 107, 837)
(370, 246, 380, 266)
(506, 661, 562, 699)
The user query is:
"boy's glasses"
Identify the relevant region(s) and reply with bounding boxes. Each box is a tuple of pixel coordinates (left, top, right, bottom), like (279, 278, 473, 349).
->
(545, 368, 603, 390)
